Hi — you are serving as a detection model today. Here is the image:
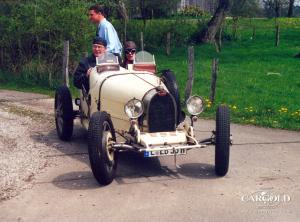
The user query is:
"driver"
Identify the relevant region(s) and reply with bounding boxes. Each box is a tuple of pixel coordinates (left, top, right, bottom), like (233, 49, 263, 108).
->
(73, 37, 107, 92)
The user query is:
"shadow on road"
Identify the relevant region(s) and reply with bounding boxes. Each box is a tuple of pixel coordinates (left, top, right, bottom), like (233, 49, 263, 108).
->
(31, 125, 218, 190)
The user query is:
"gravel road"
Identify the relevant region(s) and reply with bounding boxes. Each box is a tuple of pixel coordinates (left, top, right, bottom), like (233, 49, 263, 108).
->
(0, 91, 54, 201)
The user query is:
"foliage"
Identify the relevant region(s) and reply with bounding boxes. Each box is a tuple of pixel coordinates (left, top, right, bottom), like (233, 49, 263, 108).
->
(178, 5, 209, 18)
(0, 0, 94, 86)
(113, 19, 201, 50)
(126, 0, 180, 18)
(230, 0, 263, 18)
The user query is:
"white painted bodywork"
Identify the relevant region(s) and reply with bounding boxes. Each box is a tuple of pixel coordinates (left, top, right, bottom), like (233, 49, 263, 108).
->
(140, 131, 187, 148)
(80, 66, 168, 132)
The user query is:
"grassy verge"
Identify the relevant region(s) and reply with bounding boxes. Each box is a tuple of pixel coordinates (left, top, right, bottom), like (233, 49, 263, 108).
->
(0, 72, 79, 97)
(155, 20, 300, 131)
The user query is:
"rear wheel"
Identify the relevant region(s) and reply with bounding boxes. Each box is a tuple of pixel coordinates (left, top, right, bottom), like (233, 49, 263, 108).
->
(88, 111, 118, 185)
(215, 105, 230, 176)
(54, 86, 73, 141)
(161, 70, 185, 124)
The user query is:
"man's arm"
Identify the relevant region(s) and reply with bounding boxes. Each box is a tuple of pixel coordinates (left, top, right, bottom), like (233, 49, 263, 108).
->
(73, 60, 89, 89)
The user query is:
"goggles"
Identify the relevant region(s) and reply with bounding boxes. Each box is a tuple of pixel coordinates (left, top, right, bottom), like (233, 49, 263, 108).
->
(125, 48, 136, 54)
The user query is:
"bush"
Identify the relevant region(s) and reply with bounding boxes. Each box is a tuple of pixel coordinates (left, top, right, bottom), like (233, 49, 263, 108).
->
(113, 19, 201, 50)
(178, 5, 210, 18)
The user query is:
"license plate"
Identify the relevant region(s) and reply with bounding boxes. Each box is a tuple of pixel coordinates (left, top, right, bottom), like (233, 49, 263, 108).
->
(144, 148, 187, 157)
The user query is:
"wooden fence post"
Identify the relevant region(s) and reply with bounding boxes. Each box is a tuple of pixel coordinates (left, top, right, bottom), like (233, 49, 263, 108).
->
(275, 25, 280, 47)
(62, 40, 69, 87)
(166, 32, 171, 56)
(218, 26, 223, 51)
(252, 26, 256, 40)
(140, 32, 144, 51)
(184, 46, 194, 104)
(210, 58, 218, 103)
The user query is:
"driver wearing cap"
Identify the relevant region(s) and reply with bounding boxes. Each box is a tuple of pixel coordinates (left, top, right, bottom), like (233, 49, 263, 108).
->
(73, 37, 107, 92)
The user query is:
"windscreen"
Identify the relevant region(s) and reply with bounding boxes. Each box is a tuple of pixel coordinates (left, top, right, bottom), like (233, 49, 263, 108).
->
(96, 52, 119, 66)
(134, 51, 155, 64)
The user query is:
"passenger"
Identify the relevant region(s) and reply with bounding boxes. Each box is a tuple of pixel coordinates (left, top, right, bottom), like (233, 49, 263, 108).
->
(122, 41, 137, 69)
(88, 4, 122, 64)
(73, 37, 107, 92)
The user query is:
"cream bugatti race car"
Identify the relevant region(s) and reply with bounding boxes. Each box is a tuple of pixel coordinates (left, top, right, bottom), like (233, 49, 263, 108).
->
(54, 52, 231, 185)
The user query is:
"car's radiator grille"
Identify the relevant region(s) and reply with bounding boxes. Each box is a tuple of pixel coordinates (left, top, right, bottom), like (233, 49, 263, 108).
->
(148, 93, 176, 132)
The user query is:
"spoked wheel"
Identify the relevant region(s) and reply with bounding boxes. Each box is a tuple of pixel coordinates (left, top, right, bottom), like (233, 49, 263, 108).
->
(215, 105, 230, 176)
(54, 86, 74, 141)
(88, 111, 118, 185)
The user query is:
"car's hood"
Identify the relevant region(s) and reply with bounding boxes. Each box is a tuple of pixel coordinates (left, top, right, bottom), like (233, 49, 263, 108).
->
(88, 68, 168, 129)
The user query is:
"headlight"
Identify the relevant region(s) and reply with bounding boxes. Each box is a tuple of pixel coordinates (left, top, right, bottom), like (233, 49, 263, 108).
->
(186, 96, 204, 115)
(124, 98, 144, 119)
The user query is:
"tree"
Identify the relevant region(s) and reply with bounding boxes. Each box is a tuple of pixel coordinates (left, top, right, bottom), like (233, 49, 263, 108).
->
(127, 0, 180, 19)
(230, 0, 261, 18)
(287, 0, 295, 17)
(199, 0, 230, 43)
(263, 0, 289, 17)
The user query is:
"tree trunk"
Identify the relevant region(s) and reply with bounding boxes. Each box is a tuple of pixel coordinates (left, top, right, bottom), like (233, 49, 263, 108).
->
(116, 0, 128, 21)
(199, 0, 230, 43)
(288, 0, 295, 17)
(275, 0, 280, 17)
(139, 0, 146, 27)
(115, 0, 128, 44)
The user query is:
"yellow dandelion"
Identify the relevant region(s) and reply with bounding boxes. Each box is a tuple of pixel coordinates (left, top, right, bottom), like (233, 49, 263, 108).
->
(207, 104, 211, 108)
(232, 105, 237, 109)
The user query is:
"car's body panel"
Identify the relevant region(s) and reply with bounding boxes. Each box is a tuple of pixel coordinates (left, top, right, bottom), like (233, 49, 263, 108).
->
(82, 67, 169, 132)
(139, 130, 187, 148)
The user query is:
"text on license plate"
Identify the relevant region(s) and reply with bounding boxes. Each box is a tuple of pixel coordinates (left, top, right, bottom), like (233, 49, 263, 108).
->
(144, 148, 187, 157)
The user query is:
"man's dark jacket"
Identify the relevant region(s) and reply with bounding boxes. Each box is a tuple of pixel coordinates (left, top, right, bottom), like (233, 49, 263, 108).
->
(73, 55, 96, 92)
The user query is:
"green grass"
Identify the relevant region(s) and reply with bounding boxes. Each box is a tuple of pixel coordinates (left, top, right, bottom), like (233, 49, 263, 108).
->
(0, 72, 79, 97)
(1, 18, 299, 130)
(155, 19, 300, 131)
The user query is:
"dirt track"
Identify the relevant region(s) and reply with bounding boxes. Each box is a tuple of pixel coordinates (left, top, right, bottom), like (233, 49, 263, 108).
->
(0, 89, 299, 222)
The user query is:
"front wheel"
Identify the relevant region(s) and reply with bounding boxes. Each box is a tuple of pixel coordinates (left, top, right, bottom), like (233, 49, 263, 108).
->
(215, 105, 230, 176)
(88, 111, 118, 185)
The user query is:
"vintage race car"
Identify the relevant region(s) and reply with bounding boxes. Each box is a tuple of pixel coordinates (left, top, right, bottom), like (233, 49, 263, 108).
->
(54, 52, 231, 185)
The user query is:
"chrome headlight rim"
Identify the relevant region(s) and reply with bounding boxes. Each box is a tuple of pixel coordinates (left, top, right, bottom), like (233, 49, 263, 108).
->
(124, 98, 144, 119)
(186, 95, 204, 116)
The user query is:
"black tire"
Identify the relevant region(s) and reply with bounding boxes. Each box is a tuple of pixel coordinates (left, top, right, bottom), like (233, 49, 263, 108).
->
(55, 86, 74, 141)
(161, 70, 184, 124)
(88, 111, 118, 185)
(215, 105, 230, 176)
